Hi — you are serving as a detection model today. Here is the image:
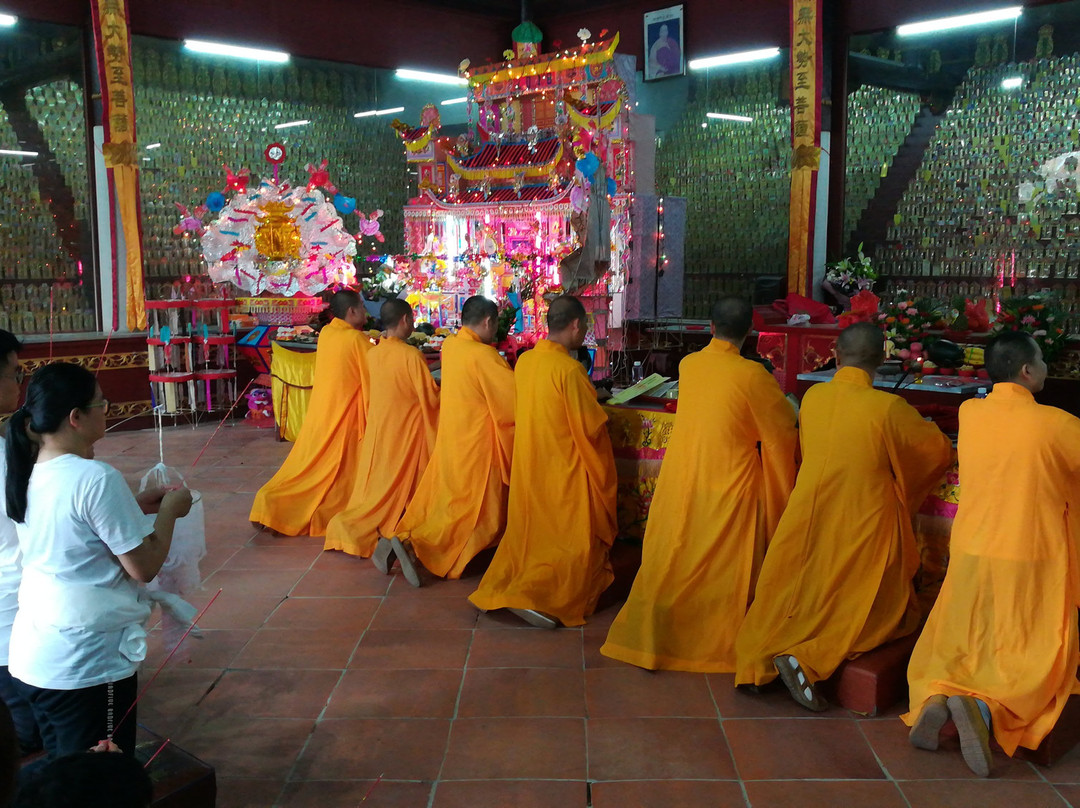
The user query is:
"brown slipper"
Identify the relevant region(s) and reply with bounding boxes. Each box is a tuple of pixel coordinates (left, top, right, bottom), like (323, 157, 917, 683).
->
(947, 695, 992, 777)
(909, 694, 949, 750)
(390, 537, 424, 588)
(773, 654, 829, 712)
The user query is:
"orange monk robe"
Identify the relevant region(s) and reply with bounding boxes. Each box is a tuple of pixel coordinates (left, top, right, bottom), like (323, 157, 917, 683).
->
(323, 336, 440, 557)
(249, 318, 371, 537)
(904, 384, 1080, 755)
(601, 339, 797, 672)
(394, 327, 515, 578)
(468, 340, 617, 627)
(734, 366, 952, 686)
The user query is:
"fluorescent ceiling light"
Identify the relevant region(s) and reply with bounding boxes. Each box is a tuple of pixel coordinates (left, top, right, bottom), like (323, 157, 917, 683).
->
(183, 39, 289, 63)
(0, 149, 37, 157)
(897, 6, 1021, 36)
(145, 142, 161, 150)
(395, 68, 468, 86)
(0, 14, 16, 26)
(274, 119, 310, 130)
(441, 97, 468, 106)
(707, 112, 754, 122)
(1001, 76, 1023, 89)
(689, 47, 780, 71)
(353, 107, 404, 118)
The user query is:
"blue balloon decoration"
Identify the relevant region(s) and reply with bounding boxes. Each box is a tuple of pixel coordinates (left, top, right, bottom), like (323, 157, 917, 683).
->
(334, 195, 357, 215)
(606, 177, 617, 196)
(205, 191, 226, 212)
(576, 152, 599, 178)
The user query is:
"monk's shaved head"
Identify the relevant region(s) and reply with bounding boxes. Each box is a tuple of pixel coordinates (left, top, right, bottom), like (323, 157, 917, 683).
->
(986, 331, 1039, 383)
(836, 322, 885, 370)
(380, 298, 413, 330)
(547, 295, 587, 333)
(710, 296, 753, 341)
(330, 288, 361, 319)
(461, 295, 498, 326)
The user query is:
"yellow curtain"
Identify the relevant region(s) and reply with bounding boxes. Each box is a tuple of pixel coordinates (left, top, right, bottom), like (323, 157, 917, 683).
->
(92, 0, 146, 331)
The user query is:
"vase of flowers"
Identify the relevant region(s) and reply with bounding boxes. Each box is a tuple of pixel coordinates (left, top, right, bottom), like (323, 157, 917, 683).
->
(823, 243, 877, 310)
(992, 294, 1067, 364)
(877, 297, 944, 360)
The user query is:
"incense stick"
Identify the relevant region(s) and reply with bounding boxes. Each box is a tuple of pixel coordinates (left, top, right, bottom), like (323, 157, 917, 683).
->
(360, 773, 384, 803)
(143, 738, 170, 769)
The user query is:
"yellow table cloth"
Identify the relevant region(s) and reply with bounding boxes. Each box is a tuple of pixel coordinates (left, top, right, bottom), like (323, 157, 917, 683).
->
(270, 342, 316, 442)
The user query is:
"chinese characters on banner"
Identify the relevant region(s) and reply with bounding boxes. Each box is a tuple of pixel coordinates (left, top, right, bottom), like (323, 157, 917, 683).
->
(787, 0, 822, 299)
(91, 0, 147, 330)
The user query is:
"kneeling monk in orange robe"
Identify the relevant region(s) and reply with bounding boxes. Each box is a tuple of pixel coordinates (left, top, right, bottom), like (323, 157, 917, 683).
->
(250, 289, 372, 537)
(904, 331, 1080, 777)
(601, 296, 797, 672)
(392, 295, 515, 586)
(323, 298, 440, 560)
(468, 295, 617, 628)
(734, 322, 952, 710)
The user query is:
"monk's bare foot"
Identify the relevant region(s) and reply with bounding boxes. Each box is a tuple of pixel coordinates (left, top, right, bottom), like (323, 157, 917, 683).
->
(372, 537, 397, 575)
(909, 694, 949, 751)
(948, 695, 993, 777)
(390, 537, 424, 587)
(773, 654, 828, 712)
(508, 608, 558, 630)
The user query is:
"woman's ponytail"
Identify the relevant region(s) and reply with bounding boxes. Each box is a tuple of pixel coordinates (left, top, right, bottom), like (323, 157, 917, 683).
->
(4, 363, 96, 523)
(5, 408, 36, 523)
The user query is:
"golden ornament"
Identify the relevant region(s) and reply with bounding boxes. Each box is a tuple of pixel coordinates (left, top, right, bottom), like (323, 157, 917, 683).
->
(254, 201, 302, 261)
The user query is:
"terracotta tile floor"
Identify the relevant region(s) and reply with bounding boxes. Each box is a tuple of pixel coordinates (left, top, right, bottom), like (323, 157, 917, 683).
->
(99, 423, 1080, 808)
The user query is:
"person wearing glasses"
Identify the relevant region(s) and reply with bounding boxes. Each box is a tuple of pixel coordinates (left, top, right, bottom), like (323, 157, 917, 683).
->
(3, 363, 191, 758)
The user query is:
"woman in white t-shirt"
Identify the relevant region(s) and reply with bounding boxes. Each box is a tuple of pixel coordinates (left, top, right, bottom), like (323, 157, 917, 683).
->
(4, 363, 191, 758)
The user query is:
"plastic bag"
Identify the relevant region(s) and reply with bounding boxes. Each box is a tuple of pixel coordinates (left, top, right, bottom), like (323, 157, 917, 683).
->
(138, 463, 206, 645)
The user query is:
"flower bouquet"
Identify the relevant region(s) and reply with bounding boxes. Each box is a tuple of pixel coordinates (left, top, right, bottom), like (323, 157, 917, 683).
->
(837, 290, 880, 329)
(991, 294, 1067, 364)
(823, 243, 877, 309)
(945, 296, 992, 337)
(877, 297, 944, 361)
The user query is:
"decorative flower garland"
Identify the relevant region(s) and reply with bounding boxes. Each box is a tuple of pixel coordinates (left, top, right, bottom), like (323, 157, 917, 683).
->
(992, 294, 1068, 363)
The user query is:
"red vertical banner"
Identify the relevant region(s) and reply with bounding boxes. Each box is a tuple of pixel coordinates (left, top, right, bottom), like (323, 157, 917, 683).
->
(787, 0, 823, 299)
(90, 0, 147, 331)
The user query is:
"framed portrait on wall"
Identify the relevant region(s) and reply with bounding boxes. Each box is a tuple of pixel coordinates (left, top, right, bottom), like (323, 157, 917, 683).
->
(643, 5, 684, 81)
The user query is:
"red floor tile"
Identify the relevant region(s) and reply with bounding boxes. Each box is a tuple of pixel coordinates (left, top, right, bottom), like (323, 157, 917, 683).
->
(201, 569, 306, 598)
(368, 594, 482, 631)
(137, 668, 224, 733)
(190, 595, 284, 630)
(590, 780, 747, 808)
(457, 668, 585, 717)
(291, 567, 396, 597)
(723, 718, 884, 780)
(291, 718, 451, 780)
(213, 778, 286, 808)
(144, 628, 255, 670)
(385, 575, 480, 599)
(178, 717, 314, 779)
(221, 546, 322, 572)
(278, 780, 434, 807)
(584, 630, 626, 669)
(323, 669, 463, 718)
(587, 717, 737, 781)
(860, 717, 1041, 781)
(899, 780, 1069, 808)
(432, 780, 588, 808)
(231, 627, 359, 669)
(262, 596, 380, 633)
(745, 780, 909, 808)
(467, 626, 584, 669)
(1052, 784, 1080, 804)
(708, 673, 830, 719)
(197, 669, 342, 719)
(586, 667, 718, 718)
(440, 717, 587, 780)
(349, 630, 473, 670)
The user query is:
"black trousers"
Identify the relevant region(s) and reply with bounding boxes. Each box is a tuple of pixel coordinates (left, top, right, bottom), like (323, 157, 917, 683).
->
(12, 674, 138, 759)
(0, 666, 40, 755)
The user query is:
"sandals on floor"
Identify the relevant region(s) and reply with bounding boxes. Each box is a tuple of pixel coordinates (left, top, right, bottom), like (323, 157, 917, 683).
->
(371, 537, 396, 575)
(948, 695, 993, 777)
(773, 654, 829, 712)
(909, 694, 949, 751)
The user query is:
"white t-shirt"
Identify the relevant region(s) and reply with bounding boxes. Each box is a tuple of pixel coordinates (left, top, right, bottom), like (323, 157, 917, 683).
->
(0, 451, 21, 666)
(9, 454, 155, 690)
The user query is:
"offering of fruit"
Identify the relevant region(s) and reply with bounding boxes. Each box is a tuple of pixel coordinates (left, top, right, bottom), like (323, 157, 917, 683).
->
(958, 365, 976, 378)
